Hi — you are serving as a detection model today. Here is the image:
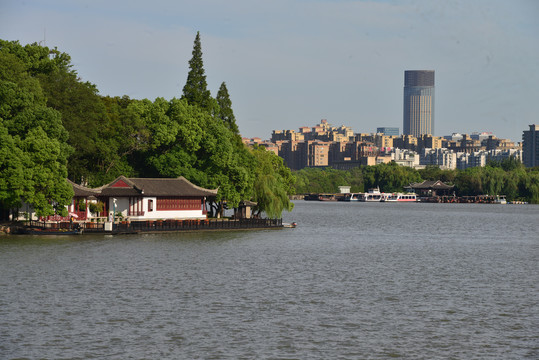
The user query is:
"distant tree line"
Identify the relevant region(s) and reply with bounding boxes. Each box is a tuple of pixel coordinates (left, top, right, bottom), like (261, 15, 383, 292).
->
(0, 34, 294, 219)
(293, 159, 539, 203)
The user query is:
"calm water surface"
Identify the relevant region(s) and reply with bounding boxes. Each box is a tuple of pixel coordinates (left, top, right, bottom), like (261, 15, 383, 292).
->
(1, 202, 538, 359)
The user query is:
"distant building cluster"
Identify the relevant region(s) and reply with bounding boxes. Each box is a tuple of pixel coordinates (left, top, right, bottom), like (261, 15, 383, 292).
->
(243, 70, 536, 171)
(243, 119, 529, 171)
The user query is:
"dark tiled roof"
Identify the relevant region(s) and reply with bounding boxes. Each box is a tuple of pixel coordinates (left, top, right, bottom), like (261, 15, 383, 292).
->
(127, 177, 218, 197)
(69, 176, 218, 197)
(67, 179, 101, 197)
(407, 180, 454, 190)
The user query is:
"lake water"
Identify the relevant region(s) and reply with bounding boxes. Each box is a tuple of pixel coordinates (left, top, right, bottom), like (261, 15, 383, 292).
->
(1, 202, 538, 359)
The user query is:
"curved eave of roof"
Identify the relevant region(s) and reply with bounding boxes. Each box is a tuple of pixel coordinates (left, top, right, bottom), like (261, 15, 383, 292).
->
(126, 177, 218, 197)
(67, 179, 101, 197)
(407, 181, 454, 189)
(68, 176, 219, 198)
(178, 176, 219, 196)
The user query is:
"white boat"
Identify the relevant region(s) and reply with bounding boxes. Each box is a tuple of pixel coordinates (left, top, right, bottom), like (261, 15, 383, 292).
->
(361, 187, 383, 202)
(396, 193, 417, 202)
(381, 193, 417, 202)
(494, 195, 507, 204)
(345, 193, 363, 201)
(382, 193, 398, 202)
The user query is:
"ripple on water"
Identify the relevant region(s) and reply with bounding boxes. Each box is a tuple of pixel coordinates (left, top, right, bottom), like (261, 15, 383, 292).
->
(1, 203, 538, 359)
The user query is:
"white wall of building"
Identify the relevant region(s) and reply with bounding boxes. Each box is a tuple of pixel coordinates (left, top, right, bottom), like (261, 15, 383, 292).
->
(107, 196, 206, 220)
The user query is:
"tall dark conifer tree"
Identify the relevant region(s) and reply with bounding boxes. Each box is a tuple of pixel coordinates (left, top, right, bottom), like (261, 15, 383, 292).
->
(181, 32, 212, 111)
(216, 82, 239, 135)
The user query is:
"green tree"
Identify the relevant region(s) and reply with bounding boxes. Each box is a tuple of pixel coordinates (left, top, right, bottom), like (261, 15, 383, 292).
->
(251, 146, 295, 218)
(454, 167, 483, 196)
(181, 32, 213, 112)
(0, 46, 73, 218)
(140, 97, 254, 216)
(216, 82, 239, 134)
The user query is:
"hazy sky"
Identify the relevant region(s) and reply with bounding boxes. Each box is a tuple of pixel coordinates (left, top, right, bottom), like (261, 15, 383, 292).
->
(1, 0, 538, 142)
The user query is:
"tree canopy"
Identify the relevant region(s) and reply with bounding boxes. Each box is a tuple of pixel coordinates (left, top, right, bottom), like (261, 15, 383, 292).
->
(0, 34, 299, 219)
(0, 41, 73, 218)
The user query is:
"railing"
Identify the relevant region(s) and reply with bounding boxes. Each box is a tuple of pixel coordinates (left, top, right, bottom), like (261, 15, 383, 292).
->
(27, 220, 105, 232)
(127, 210, 145, 216)
(24, 218, 283, 234)
(114, 218, 283, 232)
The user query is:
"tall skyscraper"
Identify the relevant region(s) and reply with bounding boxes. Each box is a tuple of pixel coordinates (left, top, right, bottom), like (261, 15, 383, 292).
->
(403, 70, 435, 137)
(522, 124, 539, 167)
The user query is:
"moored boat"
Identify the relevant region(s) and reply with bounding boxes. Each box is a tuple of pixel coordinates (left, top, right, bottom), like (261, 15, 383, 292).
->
(494, 195, 507, 204)
(361, 187, 383, 202)
(396, 193, 417, 202)
(345, 193, 363, 201)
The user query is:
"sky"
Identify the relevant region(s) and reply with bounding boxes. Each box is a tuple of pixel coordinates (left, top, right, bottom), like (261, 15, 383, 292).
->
(1, 0, 538, 143)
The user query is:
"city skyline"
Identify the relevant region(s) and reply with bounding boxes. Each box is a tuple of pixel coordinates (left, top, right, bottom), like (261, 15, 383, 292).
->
(1, 0, 538, 143)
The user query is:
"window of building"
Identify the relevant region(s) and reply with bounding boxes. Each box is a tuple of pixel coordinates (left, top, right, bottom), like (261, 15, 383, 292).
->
(148, 199, 153, 212)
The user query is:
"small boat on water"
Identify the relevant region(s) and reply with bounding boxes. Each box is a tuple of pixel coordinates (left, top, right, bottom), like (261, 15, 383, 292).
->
(345, 193, 363, 201)
(283, 222, 297, 228)
(380, 192, 418, 202)
(361, 187, 383, 202)
(396, 193, 417, 202)
(318, 194, 337, 201)
(494, 195, 507, 204)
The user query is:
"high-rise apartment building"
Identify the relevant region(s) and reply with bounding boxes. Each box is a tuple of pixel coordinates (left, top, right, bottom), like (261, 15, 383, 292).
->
(403, 70, 435, 137)
(522, 124, 539, 167)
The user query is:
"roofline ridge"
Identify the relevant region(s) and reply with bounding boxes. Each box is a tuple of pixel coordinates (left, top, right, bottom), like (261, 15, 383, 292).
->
(177, 176, 218, 194)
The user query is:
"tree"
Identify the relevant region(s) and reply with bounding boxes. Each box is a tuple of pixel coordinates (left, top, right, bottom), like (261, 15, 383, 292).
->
(454, 167, 483, 196)
(216, 82, 239, 134)
(251, 146, 295, 218)
(140, 97, 255, 216)
(181, 32, 213, 112)
(0, 46, 73, 218)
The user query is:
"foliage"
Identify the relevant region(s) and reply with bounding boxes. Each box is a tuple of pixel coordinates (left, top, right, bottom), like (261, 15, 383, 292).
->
(216, 82, 239, 134)
(89, 201, 104, 215)
(0, 41, 73, 218)
(293, 162, 539, 204)
(251, 146, 295, 218)
(181, 32, 214, 112)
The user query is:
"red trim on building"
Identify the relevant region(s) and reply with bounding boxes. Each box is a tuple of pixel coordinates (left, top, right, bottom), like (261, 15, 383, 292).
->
(110, 180, 130, 188)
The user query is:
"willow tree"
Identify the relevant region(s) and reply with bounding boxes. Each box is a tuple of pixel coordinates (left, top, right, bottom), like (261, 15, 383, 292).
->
(181, 32, 213, 112)
(251, 146, 295, 218)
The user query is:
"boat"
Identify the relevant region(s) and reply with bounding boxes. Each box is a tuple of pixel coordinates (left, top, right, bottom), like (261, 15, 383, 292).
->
(361, 187, 383, 202)
(382, 193, 397, 202)
(318, 194, 337, 201)
(380, 193, 417, 202)
(345, 193, 363, 201)
(494, 195, 507, 204)
(396, 193, 417, 202)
